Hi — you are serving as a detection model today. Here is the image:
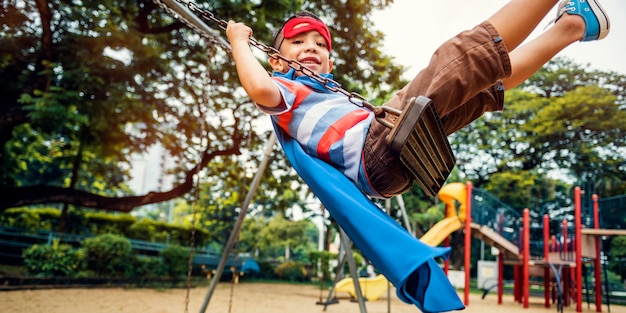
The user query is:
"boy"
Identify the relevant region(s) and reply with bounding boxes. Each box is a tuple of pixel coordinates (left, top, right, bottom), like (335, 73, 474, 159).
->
(226, 0, 610, 199)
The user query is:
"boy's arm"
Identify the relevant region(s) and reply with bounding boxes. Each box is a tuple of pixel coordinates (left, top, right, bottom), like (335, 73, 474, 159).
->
(226, 21, 282, 108)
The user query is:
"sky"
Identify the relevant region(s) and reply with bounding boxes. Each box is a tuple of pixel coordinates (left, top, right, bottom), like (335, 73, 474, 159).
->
(372, 0, 626, 80)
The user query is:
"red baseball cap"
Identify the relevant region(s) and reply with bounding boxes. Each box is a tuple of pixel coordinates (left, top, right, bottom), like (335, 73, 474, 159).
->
(273, 16, 332, 51)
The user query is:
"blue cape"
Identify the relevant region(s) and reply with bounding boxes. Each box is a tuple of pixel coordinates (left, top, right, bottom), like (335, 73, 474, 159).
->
(273, 124, 464, 312)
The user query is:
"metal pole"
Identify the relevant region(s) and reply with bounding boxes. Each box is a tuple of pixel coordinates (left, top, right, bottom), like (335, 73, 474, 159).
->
(199, 133, 276, 313)
(464, 182, 473, 305)
(544, 214, 551, 309)
(592, 194, 604, 313)
(523, 209, 530, 309)
(575, 187, 583, 312)
(340, 229, 368, 313)
(395, 195, 412, 234)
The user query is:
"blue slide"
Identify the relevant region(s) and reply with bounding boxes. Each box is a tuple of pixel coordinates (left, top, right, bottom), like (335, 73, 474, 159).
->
(273, 125, 464, 313)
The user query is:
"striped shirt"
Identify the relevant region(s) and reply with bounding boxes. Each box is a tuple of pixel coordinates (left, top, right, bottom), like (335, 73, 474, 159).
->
(257, 70, 381, 197)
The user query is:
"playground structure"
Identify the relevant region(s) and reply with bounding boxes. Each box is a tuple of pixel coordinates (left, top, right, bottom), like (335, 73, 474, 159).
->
(331, 181, 626, 313)
(443, 182, 626, 312)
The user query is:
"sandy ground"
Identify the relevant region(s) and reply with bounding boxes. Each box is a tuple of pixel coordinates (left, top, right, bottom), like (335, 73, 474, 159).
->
(1, 282, 624, 313)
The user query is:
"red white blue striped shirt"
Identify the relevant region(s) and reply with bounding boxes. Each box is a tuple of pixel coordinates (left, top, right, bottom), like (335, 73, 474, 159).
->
(257, 70, 381, 197)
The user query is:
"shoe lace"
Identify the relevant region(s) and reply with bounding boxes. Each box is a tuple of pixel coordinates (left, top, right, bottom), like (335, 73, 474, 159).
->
(546, 1, 576, 28)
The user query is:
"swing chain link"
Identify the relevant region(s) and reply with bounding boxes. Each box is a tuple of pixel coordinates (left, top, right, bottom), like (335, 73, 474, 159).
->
(151, 0, 231, 52)
(153, 0, 384, 117)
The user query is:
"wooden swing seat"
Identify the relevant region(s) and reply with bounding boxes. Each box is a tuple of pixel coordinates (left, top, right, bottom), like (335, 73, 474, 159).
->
(382, 96, 455, 197)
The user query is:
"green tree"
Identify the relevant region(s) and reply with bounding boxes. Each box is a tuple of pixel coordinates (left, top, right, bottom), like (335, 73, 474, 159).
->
(451, 58, 626, 198)
(609, 236, 626, 281)
(482, 170, 567, 212)
(248, 214, 313, 261)
(1, 0, 403, 217)
(239, 216, 266, 258)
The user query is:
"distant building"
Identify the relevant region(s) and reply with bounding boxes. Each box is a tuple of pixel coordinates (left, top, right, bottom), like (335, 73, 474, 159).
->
(128, 143, 175, 194)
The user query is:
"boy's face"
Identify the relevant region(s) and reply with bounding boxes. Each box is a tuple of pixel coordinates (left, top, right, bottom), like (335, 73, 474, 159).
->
(269, 19, 333, 76)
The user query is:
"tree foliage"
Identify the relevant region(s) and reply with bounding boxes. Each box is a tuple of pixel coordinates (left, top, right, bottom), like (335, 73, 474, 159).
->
(451, 58, 626, 205)
(0, 0, 403, 215)
(609, 236, 626, 280)
(238, 213, 315, 261)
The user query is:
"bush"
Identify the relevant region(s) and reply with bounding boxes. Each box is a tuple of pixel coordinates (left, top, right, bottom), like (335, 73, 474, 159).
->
(85, 212, 136, 236)
(127, 218, 165, 242)
(136, 256, 167, 278)
(22, 241, 84, 277)
(1, 207, 60, 231)
(274, 261, 308, 282)
(307, 250, 336, 281)
(252, 260, 277, 280)
(0, 208, 210, 247)
(82, 233, 133, 277)
(160, 244, 190, 278)
(113, 255, 168, 279)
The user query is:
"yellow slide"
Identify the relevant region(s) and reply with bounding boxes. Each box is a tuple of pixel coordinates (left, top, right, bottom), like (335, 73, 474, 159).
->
(421, 182, 467, 246)
(420, 216, 463, 246)
(334, 274, 389, 301)
(334, 182, 467, 300)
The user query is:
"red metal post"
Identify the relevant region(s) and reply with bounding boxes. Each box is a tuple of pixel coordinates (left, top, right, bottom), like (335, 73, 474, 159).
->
(498, 253, 503, 304)
(523, 209, 530, 308)
(544, 214, 551, 308)
(464, 182, 473, 306)
(593, 194, 602, 312)
(575, 187, 583, 312)
(562, 220, 570, 307)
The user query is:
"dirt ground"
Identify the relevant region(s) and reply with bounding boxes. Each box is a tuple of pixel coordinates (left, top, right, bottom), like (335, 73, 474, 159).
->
(1, 282, 624, 313)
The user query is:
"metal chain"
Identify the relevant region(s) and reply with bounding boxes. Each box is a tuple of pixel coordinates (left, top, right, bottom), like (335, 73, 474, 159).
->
(152, 0, 384, 116)
(151, 0, 231, 52)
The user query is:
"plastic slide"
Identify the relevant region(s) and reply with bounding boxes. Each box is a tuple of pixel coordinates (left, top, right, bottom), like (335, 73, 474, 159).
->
(334, 182, 468, 301)
(420, 217, 463, 246)
(421, 182, 467, 246)
(334, 274, 389, 301)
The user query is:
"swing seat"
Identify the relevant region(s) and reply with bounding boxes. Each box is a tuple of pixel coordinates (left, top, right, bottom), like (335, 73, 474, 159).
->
(383, 96, 455, 197)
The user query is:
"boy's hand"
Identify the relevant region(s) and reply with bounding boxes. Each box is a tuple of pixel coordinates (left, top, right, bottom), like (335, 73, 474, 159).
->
(226, 21, 253, 45)
(226, 20, 282, 109)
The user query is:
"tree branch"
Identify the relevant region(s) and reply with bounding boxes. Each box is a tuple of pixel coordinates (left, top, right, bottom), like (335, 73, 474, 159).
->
(0, 144, 242, 212)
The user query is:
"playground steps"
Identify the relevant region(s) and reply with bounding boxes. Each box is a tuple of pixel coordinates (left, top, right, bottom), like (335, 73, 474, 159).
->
(470, 223, 520, 260)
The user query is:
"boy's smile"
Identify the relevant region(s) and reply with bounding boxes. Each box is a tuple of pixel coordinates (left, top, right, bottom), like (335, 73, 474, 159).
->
(270, 29, 333, 76)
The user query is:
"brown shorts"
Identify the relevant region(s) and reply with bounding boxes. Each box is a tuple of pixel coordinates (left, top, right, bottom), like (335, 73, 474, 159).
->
(364, 21, 512, 198)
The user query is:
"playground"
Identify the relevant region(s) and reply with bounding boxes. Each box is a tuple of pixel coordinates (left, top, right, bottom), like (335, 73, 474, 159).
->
(2, 282, 624, 313)
(5, 182, 625, 313)
(315, 181, 626, 313)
